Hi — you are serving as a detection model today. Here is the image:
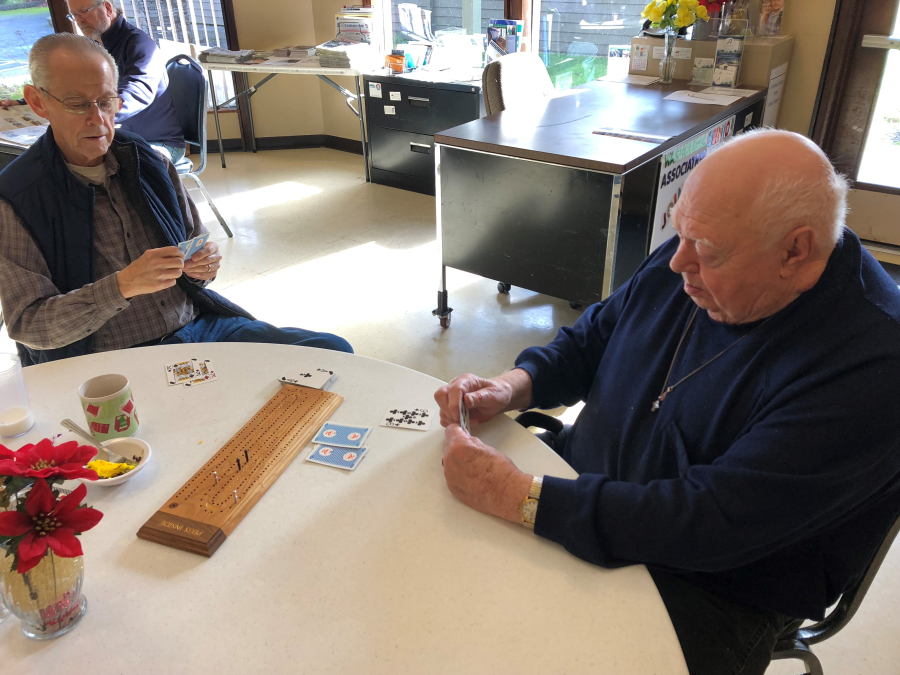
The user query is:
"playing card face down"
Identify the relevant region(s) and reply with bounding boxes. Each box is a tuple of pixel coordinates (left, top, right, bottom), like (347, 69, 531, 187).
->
(306, 445, 367, 471)
(380, 407, 434, 431)
(312, 423, 370, 448)
(178, 233, 210, 260)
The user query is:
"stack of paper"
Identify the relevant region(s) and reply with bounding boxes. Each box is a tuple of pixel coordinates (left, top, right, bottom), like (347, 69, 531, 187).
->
(0, 104, 49, 148)
(315, 39, 377, 69)
(198, 48, 255, 64)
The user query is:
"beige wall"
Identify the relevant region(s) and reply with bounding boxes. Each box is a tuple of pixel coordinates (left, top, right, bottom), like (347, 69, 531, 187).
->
(207, 0, 324, 141)
(313, 0, 366, 141)
(777, 0, 836, 135)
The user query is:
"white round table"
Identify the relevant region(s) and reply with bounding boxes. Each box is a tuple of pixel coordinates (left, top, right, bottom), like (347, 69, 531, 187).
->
(1, 343, 688, 674)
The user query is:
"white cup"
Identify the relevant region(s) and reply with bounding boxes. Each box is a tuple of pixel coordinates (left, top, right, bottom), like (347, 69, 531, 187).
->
(0, 353, 34, 438)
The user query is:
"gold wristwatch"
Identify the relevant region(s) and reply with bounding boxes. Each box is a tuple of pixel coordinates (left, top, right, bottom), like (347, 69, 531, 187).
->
(519, 476, 543, 529)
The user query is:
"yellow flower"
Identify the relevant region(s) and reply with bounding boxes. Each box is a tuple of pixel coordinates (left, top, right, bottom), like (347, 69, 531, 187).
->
(696, 4, 709, 20)
(674, 6, 696, 27)
(683, 0, 700, 9)
(642, 1, 665, 22)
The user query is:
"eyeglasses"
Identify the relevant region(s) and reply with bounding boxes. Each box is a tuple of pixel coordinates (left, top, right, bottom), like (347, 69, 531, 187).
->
(66, 1, 106, 21)
(39, 87, 122, 115)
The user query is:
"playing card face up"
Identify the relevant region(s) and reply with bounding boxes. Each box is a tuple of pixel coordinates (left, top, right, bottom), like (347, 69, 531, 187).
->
(306, 445, 368, 471)
(165, 359, 218, 387)
(312, 423, 370, 449)
(178, 233, 210, 261)
(458, 397, 470, 434)
(279, 368, 335, 389)
(166, 360, 195, 386)
(379, 407, 434, 431)
(183, 359, 218, 387)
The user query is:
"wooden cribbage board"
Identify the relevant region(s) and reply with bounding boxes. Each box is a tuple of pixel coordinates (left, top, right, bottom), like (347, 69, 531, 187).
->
(137, 384, 343, 556)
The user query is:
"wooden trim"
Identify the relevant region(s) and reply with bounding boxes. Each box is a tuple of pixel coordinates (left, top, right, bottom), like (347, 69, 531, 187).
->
(505, 0, 533, 51)
(810, 0, 897, 178)
(861, 240, 900, 266)
(853, 181, 900, 197)
(48, 0, 74, 33)
(218, 0, 254, 152)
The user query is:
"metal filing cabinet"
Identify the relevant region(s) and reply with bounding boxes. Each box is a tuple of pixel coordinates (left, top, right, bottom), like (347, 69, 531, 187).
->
(364, 73, 483, 195)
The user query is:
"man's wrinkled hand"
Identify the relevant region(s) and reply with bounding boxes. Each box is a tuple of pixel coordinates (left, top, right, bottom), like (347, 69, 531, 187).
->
(182, 241, 221, 281)
(434, 374, 516, 428)
(117, 247, 184, 299)
(442, 423, 532, 523)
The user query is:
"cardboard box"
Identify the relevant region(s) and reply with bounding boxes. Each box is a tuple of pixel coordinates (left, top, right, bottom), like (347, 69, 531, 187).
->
(628, 35, 794, 125)
(629, 35, 793, 86)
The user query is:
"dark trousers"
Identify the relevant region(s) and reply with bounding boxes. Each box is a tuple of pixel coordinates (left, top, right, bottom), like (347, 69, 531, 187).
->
(536, 424, 794, 675)
(158, 313, 353, 353)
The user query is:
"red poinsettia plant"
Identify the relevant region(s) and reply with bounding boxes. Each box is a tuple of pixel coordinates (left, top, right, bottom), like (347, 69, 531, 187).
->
(0, 438, 103, 573)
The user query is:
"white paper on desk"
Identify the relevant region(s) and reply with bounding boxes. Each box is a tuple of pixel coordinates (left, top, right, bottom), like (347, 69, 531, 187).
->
(597, 73, 659, 85)
(263, 57, 316, 68)
(698, 87, 757, 98)
(664, 90, 741, 106)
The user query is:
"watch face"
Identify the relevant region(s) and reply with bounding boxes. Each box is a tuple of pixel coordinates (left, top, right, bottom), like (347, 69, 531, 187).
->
(522, 498, 539, 524)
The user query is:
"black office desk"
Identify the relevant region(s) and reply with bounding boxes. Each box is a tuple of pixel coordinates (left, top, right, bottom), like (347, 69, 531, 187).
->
(432, 80, 766, 327)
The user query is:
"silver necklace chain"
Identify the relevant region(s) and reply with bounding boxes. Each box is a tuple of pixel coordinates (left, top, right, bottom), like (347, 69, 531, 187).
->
(651, 306, 771, 412)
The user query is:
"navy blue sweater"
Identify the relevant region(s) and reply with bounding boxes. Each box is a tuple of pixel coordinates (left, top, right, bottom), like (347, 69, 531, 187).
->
(516, 230, 900, 620)
(102, 15, 183, 147)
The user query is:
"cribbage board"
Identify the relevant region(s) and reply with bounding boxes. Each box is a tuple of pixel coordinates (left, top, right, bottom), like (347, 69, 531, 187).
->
(137, 383, 343, 556)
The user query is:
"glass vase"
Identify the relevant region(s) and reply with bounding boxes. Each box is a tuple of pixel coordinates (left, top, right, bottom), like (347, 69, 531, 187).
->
(0, 593, 9, 625)
(659, 28, 677, 84)
(0, 551, 87, 639)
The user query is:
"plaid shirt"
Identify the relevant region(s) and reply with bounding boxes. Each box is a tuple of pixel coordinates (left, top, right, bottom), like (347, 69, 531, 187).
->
(0, 152, 209, 352)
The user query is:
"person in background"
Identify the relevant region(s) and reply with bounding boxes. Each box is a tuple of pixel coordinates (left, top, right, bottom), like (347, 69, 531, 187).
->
(2, 0, 185, 162)
(0, 33, 352, 365)
(434, 130, 900, 675)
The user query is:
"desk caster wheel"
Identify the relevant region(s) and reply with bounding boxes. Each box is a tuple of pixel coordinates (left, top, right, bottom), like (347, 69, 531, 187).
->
(497, 282, 512, 294)
(569, 302, 584, 310)
(440, 315, 451, 329)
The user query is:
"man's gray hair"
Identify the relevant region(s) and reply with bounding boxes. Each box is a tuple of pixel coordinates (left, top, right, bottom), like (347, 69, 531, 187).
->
(29, 32, 119, 91)
(737, 129, 849, 252)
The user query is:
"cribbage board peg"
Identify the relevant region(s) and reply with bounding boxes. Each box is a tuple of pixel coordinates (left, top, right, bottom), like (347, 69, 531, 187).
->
(233, 490, 238, 504)
(244, 449, 249, 462)
(213, 471, 219, 484)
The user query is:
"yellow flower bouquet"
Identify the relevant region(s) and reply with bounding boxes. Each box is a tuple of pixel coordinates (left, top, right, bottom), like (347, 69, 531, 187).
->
(641, 0, 709, 30)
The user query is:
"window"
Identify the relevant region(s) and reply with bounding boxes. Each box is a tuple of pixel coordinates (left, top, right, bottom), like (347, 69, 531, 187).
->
(537, 1, 643, 90)
(111, 0, 235, 109)
(0, 1, 56, 100)
(385, 0, 505, 49)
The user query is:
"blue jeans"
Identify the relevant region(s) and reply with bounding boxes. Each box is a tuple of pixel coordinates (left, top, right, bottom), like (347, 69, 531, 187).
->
(160, 314, 353, 353)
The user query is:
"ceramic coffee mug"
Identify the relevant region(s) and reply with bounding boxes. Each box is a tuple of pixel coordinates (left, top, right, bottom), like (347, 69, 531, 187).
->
(78, 374, 139, 442)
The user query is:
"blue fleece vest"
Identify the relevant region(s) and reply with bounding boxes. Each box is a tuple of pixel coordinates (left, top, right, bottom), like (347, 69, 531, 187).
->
(0, 127, 251, 365)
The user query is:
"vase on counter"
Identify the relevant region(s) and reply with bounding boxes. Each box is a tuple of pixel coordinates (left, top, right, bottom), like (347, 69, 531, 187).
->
(659, 28, 678, 84)
(0, 551, 87, 639)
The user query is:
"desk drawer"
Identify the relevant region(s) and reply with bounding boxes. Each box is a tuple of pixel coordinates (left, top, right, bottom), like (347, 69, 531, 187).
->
(368, 83, 478, 135)
(370, 127, 435, 179)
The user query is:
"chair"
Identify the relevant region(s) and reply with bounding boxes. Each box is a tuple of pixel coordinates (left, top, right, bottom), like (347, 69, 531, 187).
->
(770, 509, 900, 674)
(164, 55, 233, 237)
(482, 52, 555, 116)
(518, 401, 900, 675)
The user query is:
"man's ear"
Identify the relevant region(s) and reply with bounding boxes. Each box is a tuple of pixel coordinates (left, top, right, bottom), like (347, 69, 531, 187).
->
(780, 225, 815, 278)
(22, 85, 49, 120)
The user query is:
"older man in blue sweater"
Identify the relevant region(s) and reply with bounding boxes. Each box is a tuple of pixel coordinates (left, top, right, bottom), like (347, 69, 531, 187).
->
(435, 130, 900, 675)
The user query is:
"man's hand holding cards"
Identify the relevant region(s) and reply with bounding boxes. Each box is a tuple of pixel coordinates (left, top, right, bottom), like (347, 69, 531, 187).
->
(180, 233, 221, 281)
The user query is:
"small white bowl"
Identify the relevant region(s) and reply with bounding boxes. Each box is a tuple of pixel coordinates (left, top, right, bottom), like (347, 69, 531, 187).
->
(86, 437, 152, 486)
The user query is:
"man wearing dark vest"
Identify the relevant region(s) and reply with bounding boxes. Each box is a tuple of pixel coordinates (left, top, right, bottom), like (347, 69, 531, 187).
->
(0, 33, 351, 365)
(3, 1, 185, 161)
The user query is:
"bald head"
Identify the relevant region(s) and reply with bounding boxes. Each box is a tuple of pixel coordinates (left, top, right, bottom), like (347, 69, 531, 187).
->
(667, 130, 847, 325)
(685, 130, 847, 255)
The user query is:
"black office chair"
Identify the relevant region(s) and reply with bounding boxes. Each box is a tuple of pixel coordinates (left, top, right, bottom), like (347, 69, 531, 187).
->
(770, 510, 900, 674)
(165, 55, 233, 237)
(518, 404, 900, 675)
